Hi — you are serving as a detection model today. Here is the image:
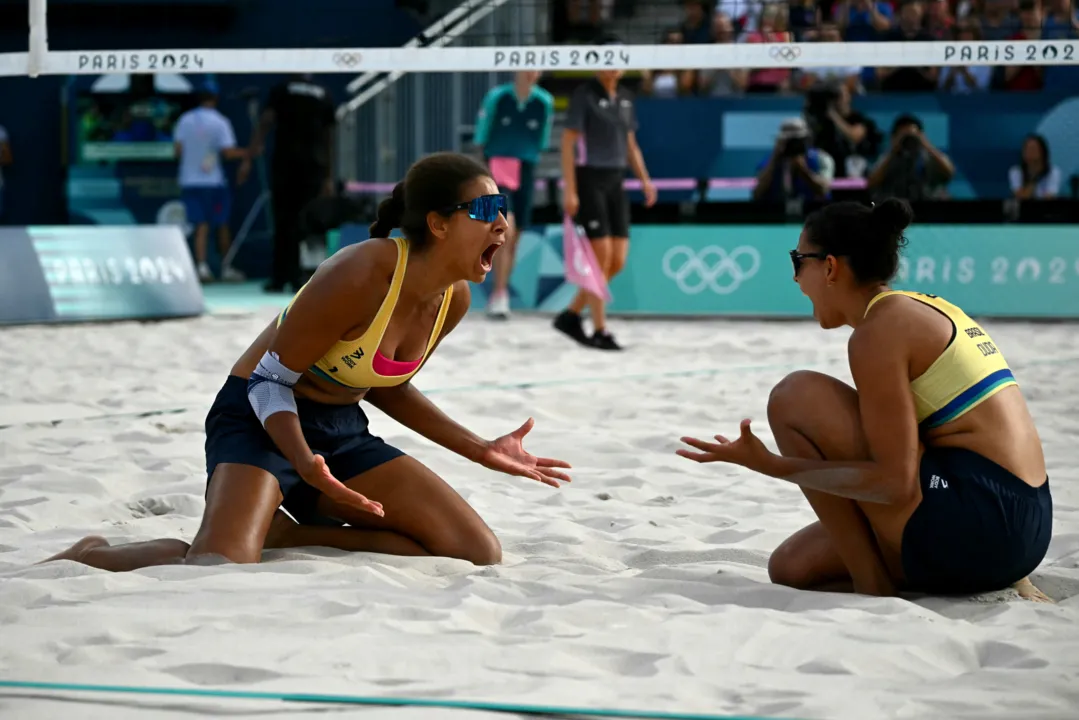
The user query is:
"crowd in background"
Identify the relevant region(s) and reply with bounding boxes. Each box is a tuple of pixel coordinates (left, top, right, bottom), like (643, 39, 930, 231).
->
(564, 0, 1079, 95)
(552, 0, 1075, 204)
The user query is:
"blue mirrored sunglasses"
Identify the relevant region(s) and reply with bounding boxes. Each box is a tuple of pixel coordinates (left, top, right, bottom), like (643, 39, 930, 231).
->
(442, 194, 508, 223)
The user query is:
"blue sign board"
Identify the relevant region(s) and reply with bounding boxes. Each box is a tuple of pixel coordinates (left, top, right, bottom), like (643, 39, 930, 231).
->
(467, 223, 1079, 319)
(0, 226, 205, 325)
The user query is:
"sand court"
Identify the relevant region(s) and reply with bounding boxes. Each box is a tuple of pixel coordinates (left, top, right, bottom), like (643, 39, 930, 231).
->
(1, 308, 1078, 719)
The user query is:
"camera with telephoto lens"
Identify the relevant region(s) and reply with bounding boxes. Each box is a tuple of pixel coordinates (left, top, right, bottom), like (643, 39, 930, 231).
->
(783, 136, 807, 158)
(899, 133, 921, 154)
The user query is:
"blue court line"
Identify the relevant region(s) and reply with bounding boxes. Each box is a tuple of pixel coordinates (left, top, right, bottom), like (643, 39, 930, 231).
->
(2, 354, 1077, 431)
(0, 679, 792, 720)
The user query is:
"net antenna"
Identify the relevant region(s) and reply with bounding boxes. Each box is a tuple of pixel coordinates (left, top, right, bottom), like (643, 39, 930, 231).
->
(28, 0, 48, 78)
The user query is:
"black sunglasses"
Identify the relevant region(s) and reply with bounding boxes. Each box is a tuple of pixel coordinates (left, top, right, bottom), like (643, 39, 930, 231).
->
(790, 249, 831, 275)
(441, 194, 508, 223)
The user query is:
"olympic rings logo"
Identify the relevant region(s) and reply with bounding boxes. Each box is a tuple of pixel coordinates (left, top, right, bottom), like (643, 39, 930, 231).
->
(768, 46, 802, 62)
(333, 52, 363, 68)
(662, 245, 761, 295)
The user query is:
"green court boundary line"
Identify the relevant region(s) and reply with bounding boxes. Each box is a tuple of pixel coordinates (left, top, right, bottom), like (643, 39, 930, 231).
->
(0, 679, 793, 720)
(2, 354, 1077, 431)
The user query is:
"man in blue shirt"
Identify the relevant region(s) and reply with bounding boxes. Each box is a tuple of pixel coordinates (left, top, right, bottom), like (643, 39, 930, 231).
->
(474, 71, 554, 319)
(174, 80, 249, 282)
(752, 117, 834, 205)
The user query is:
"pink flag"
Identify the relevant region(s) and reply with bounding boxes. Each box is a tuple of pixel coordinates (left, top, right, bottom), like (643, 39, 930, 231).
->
(562, 214, 611, 302)
(489, 156, 521, 191)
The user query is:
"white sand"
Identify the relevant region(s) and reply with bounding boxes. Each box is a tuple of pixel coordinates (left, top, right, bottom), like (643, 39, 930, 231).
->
(1, 309, 1078, 720)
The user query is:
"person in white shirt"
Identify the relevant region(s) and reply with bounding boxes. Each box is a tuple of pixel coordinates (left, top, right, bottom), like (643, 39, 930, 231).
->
(0, 124, 10, 221)
(174, 80, 249, 282)
(1009, 134, 1062, 200)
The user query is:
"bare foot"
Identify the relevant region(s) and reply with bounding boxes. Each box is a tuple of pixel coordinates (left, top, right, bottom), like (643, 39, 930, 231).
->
(38, 535, 109, 565)
(1013, 577, 1054, 603)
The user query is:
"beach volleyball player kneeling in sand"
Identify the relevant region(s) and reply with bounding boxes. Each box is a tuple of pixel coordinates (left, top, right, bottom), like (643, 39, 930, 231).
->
(678, 198, 1053, 600)
(44, 152, 570, 570)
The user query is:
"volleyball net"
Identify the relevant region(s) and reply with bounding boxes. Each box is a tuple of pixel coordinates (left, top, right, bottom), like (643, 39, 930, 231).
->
(6, 0, 1078, 78)
(5, 0, 1078, 197)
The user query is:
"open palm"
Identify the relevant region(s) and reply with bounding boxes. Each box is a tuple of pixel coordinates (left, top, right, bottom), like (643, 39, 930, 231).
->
(677, 418, 774, 473)
(480, 418, 572, 488)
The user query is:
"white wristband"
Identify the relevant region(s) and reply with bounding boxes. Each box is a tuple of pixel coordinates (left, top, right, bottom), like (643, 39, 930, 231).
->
(247, 351, 303, 425)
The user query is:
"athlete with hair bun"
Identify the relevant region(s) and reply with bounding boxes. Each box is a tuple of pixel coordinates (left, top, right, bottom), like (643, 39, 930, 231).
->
(679, 198, 1053, 601)
(43, 152, 571, 571)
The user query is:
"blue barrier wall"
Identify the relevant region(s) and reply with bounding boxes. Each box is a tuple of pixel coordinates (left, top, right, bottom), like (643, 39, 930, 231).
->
(464, 223, 1079, 319)
(632, 93, 1079, 202)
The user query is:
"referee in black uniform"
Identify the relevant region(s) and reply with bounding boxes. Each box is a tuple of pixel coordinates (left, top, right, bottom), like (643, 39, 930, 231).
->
(552, 67, 656, 351)
(249, 74, 337, 293)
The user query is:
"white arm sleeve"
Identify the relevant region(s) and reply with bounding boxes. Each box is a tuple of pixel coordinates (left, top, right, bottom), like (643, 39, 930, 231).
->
(247, 351, 303, 425)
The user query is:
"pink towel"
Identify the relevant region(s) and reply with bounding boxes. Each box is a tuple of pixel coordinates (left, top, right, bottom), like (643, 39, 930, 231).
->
(489, 157, 522, 191)
(562, 214, 611, 302)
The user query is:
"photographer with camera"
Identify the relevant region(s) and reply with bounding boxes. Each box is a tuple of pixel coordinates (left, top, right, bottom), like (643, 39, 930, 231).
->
(866, 114, 955, 202)
(803, 80, 881, 180)
(752, 117, 834, 204)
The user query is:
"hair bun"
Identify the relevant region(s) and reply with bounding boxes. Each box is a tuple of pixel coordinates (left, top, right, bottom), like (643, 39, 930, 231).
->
(871, 198, 914, 237)
(368, 181, 407, 238)
(390, 181, 406, 214)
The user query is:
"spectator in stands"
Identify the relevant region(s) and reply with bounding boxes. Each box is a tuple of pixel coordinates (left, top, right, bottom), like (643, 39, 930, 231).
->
(716, 0, 761, 35)
(250, 74, 337, 293)
(938, 21, 993, 93)
(867, 114, 955, 202)
(804, 80, 881, 179)
(173, 81, 248, 283)
(1009, 134, 1062, 199)
(699, 12, 750, 95)
(561, 0, 614, 42)
(788, 0, 822, 40)
(641, 29, 696, 97)
(0, 123, 9, 222)
(1000, 1, 1046, 91)
(799, 22, 863, 93)
(924, 0, 955, 38)
(1043, 0, 1079, 38)
(833, 0, 894, 42)
(743, 3, 794, 93)
(979, 0, 1021, 39)
(877, 1, 938, 92)
(752, 117, 834, 204)
(681, 1, 715, 42)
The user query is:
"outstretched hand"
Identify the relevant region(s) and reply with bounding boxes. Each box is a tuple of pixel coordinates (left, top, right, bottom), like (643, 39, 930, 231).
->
(677, 418, 776, 474)
(479, 418, 572, 488)
(301, 454, 385, 517)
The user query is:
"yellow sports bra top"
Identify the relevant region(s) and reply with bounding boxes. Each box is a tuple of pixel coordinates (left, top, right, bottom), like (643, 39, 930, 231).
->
(277, 236, 454, 390)
(864, 290, 1017, 429)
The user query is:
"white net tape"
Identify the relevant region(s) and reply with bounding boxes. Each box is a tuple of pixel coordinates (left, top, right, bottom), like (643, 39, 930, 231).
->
(2, 39, 1078, 78)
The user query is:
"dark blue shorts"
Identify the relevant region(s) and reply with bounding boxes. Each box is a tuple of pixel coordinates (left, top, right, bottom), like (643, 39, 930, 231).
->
(901, 447, 1052, 595)
(492, 159, 535, 228)
(182, 185, 231, 228)
(204, 375, 405, 526)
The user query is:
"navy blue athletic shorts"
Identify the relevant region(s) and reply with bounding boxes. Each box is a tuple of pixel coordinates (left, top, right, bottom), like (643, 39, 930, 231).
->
(203, 375, 405, 526)
(181, 185, 231, 228)
(901, 446, 1052, 595)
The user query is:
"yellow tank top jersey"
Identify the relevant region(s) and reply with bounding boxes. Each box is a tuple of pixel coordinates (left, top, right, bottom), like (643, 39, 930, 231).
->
(276, 236, 454, 390)
(864, 290, 1018, 429)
